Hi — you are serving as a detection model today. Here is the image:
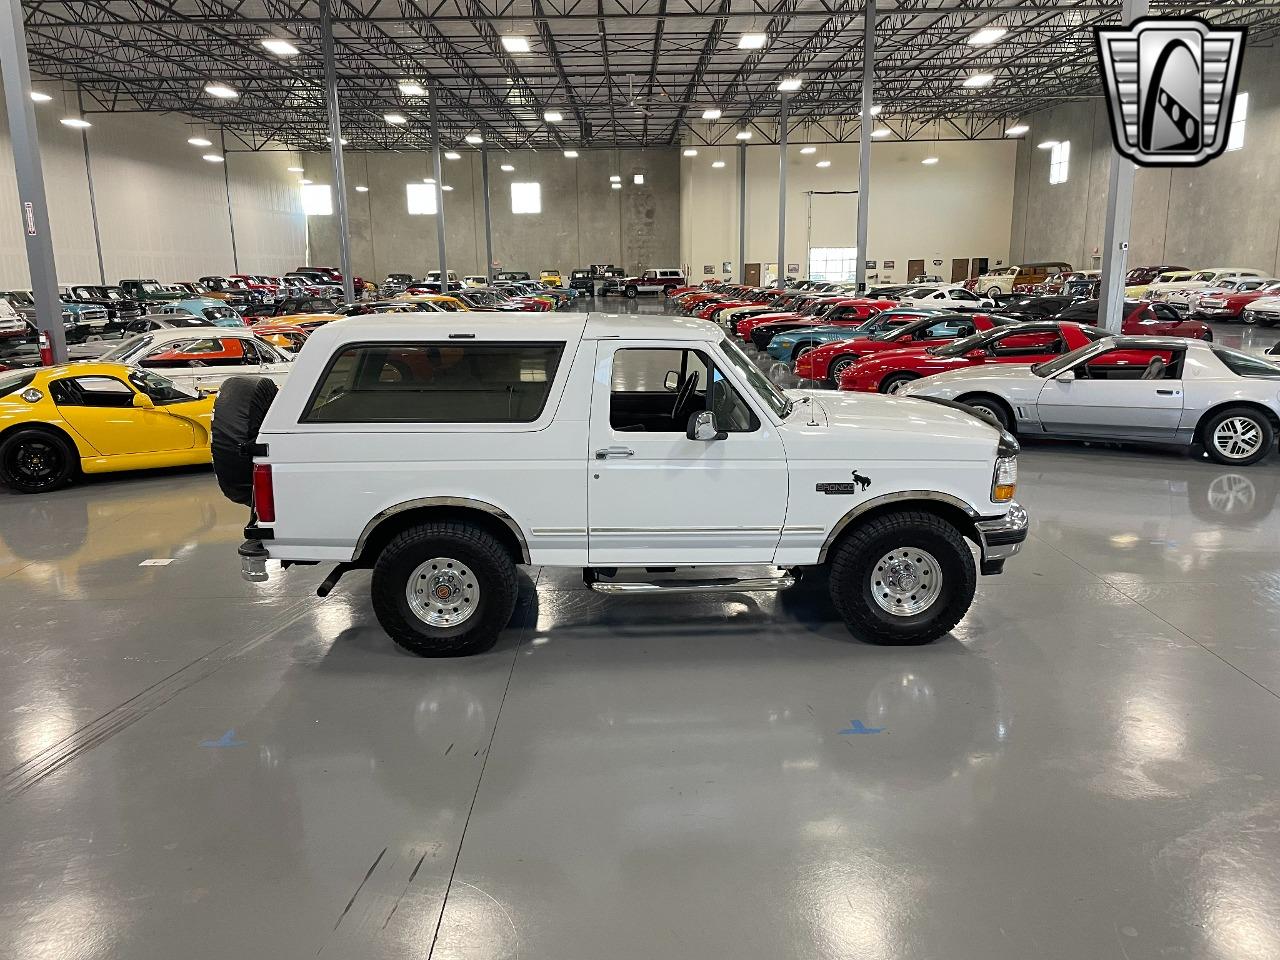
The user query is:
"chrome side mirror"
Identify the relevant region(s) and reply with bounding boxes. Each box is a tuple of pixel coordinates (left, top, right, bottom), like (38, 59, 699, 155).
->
(687, 409, 727, 441)
(664, 370, 679, 392)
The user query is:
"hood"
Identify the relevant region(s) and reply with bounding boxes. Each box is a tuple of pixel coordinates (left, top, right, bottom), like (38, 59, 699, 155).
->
(904, 363, 1037, 388)
(780, 389, 1002, 458)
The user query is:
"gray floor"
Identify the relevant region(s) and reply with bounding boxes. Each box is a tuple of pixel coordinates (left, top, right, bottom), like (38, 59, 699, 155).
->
(3, 301, 1280, 960)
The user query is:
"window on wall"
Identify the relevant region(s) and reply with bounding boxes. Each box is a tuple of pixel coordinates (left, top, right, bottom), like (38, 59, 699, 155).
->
(1227, 92, 1249, 151)
(511, 182, 542, 214)
(1049, 140, 1070, 185)
(301, 184, 333, 216)
(406, 182, 437, 215)
(808, 247, 858, 281)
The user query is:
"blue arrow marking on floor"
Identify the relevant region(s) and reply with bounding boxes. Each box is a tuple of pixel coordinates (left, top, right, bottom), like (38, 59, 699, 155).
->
(838, 720, 884, 735)
(199, 729, 246, 748)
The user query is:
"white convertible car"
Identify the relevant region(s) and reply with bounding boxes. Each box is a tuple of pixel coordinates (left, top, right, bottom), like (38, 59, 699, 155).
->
(895, 284, 995, 310)
(900, 336, 1280, 466)
(97, 327, 292, 394)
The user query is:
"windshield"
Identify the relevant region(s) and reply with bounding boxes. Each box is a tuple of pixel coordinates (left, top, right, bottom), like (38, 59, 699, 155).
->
(1032, 342, 1096, 378)
(932, 329, 999, 357)
(1190, 272, 1215, 282)
(718, 338, 789, 418)
(128, 368, 198, 403)
(872, 317, 933, 341)
(102, 334, 153, 363)
(0, 370, 37, 397)
(139, 282, 163, 293)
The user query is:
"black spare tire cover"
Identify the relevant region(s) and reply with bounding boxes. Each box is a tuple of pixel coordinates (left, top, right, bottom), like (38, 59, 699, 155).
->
(212, 376, 278, 505)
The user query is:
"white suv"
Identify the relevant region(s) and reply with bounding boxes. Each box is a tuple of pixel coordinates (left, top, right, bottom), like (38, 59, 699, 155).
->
(212, 312, 1027, 656)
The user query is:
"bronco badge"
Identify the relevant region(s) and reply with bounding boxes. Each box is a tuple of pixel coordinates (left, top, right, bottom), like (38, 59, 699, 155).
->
(816, 470, 872, 495)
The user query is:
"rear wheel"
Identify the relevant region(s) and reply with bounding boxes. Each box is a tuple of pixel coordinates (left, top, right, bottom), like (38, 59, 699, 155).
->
(371, 521, 518, 656)
(880, 372, 920, 394)
(828, 511, 976, 645)
(1200, 407, 1275, 466)
(985, 287, 1002, 298)
(0, 428, 76, 494)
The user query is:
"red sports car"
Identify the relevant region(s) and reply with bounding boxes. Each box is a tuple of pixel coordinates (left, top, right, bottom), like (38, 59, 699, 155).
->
(1054, 298, 1213, 339)
(837, 321, 1110, 393)
(794, 313, 1009, 384)
(745, 298, 899, 349)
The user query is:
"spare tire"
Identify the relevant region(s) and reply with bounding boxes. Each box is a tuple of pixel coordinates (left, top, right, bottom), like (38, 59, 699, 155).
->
(211, 376, 278, 505)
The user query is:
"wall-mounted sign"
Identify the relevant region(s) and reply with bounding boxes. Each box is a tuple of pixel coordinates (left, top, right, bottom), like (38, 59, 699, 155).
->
(932, 259, 943, 266)
(703, 265, 715, 274)
(883, 259, 895, 269)
(866, 260, 876, 270)
(787, 263, 799, 274)
(23, 201, 36, 237)
(722, 261, 733, 274)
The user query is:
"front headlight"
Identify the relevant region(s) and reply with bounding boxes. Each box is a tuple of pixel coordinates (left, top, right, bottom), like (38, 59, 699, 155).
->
(992, 455, 1017, 502)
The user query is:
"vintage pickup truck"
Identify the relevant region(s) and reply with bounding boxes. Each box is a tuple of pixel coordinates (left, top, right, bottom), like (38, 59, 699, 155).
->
(212, 313, 1027, 656)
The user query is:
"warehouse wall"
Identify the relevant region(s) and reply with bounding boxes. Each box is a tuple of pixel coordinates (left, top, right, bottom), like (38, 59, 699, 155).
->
(304, 147, 681, 279)
(0, 91, 306, 289)
(1010, 48, 1280, 274)
(681, 137, 1018, 284)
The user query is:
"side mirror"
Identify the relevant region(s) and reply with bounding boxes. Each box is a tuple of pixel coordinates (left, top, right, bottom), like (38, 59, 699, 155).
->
(132, 393, 155, 409)
(1056, 368, 1077, 382)
(664, 370, 679, 392)
(686, 409, 727, 441)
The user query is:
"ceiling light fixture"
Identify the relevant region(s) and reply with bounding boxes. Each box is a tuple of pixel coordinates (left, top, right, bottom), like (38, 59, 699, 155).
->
(384, 113, 407, 125)
(444, 151, 461, 160)
(188, 136, 214, 147)
(261, 38, 299, 56)
(800, 145, 817, 155)
(355, 185, 369, 192)
(968, 26, 1007, 45)
(610, 174, 621, 182)
(29, 91, 52, 102)
(633, 173, 644, 185)
(441, 185, 454, 191)
(778, 77, 802, 92)
(735, 129, 752, 140)
(858, 104, 883, 117)
(682, 148, 698, 157)
(299, 178, 312, 184)
(500, 163, 515, 172)
(287, 165, 304, 172)
(871, 127, 891, 138)
(501, 35, 531, 53)
(815, 159, 831, 168)
(203, 154, 226, 163)
(325, 136, 348, 145)
(203, 83, 238, 99)
(1037, 139, 1059, 149)
(611, 182, 622, 190)
(712, 160, 726, 168)
(701, 108, 722, 120)
(398, 80, 426, 96)
(563, 149, 579, 158)
(465, 133, 483, 145)
(962, 73, 995, 88)
(921, 156, 939, 165)
(738, 33, 767, 50)
(1006, 124, 1030, 136)
(60, 117, 91, 128)
(543, 110, 563, 123)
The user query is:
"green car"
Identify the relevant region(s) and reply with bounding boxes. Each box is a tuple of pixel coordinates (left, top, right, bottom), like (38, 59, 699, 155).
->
(119, 279, 184, 303)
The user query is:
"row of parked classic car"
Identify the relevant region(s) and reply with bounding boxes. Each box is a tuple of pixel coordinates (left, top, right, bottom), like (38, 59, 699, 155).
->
(667, 278, 1280, 467)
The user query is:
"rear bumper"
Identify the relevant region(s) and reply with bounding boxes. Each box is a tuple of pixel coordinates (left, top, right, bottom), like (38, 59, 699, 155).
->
(974, 501, 1029, 573)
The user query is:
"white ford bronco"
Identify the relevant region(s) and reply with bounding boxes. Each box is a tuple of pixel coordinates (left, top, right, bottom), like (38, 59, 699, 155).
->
(212, 312, 1027, 656)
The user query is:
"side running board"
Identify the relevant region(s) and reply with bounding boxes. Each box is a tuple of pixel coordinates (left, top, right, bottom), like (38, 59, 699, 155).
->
(588, 574, 795, 595)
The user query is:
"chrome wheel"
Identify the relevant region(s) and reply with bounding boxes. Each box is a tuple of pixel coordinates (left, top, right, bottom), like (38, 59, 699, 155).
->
(884, 376, 915, 394)
(1212, 416, 1265, 461)
(1206, 473, 1256, 515)
(406, 557, 479, 628)
(871, 548, 943, 617)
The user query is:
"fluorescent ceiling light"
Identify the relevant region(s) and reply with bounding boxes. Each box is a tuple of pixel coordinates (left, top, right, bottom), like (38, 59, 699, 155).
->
(500, 163, 515, 172)
(871, 127, 891, 138)
(778, 77, 803, 92)
(444, 151, 461, 160)
(423, 177, 435, 184)
(563, 149, 579, 158)
(1037, 140, 1059, 149)
(611, 182, 622, 190)
(735, 129, 752, 140)
(29, 91, 53, 102)
(355, 185, 369, 192)
(299, 178, 312, 184)
(204, 83, 238, 99)
(287, 165, 304, 172)
(858, 104, 883, 117)
(398, 80, 426, 96)
(60, 117, 91, 128)
(325, 136, 348, 145)
(384, 113, 407, 125)
(203, 154, 226, 163)
(962, 73, 995, 88)
(968, 26, 1007, 46)
(921, 156, 939, 165)
(188, 136, 214, 147)
(701, 108, 722, 120)
(501, 34, 531, 53)
(261, 38, 299, 56)
(1006, 124, 1030, 137)
(712, 160, 726, 168)
(609, 174, 622, 182)
(441, 185, 453, 191)
(543, 110, 563, 123)
(682, 148, 698, 157)
(465, 133, 483, 145)
(738, 33, 767, 50)
(633, 173, 644, 185)
(799, 145, 817, 155)
(815, 159, 831, 168)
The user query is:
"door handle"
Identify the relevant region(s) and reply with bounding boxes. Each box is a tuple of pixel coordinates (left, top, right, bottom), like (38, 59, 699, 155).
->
(1155, 389, 1180, 396)
(594, 446, 635, 459)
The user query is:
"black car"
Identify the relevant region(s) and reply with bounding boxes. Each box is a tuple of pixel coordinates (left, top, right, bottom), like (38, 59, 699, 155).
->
(995, 294, 1079, 321)
(569, 270, 595, 293)
(66, 285, 144, 332)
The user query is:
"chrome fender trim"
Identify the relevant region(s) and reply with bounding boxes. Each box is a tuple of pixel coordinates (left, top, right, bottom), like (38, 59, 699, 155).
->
(354, 496, 531, 564)
(816, 490, 980, 564)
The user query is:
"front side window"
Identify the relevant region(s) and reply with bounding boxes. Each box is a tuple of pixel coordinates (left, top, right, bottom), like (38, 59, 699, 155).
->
(609, 348, 758, 433)
(304, 342, 565, 423)
(49, 375, 135, 407)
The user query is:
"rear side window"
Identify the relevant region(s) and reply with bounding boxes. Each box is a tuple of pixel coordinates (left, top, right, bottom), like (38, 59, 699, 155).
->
(303, 342, 565, 423)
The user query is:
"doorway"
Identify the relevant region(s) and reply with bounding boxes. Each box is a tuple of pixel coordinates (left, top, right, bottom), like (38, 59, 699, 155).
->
(744, 263, 761, 286)
(951, 258, 970, 283)
(907, 259, 925, 282)
(972, 257, 990, 277)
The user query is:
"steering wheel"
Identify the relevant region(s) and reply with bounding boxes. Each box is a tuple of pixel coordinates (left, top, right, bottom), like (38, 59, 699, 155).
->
(672, 371, 700, 424)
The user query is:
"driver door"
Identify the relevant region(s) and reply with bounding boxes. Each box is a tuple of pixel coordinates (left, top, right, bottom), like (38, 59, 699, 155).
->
(587, 342, 788, 564)
(48, 375, 196, 455)
(1035, 346, 1185, 437)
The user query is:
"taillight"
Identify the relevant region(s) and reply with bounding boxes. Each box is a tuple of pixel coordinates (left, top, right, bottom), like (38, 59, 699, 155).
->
(252, 463, 275, 522)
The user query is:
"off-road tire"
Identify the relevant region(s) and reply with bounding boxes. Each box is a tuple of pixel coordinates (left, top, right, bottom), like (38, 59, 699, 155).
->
(624, 285, 638, 299)
(371, 521, 518, 656)
(828, 510, 976, 645)
(0, 427, 76, 494)
(211, 376, 278, 505)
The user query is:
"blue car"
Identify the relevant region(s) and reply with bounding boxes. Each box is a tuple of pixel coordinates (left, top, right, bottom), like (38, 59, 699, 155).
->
(154, 298, 247, 328)
(766, 307, 950, 362)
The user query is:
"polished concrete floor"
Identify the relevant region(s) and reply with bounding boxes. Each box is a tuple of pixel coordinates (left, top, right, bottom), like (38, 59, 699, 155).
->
(2, 301, 1280, 960)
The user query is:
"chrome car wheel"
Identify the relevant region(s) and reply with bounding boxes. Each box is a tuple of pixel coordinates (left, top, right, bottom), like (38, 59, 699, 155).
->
(1212, 417, 1265, 461)
(406, 557, 479, 628)
(871, 548, 943, 617)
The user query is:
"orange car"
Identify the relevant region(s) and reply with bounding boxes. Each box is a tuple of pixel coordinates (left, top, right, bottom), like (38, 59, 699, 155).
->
(249, 321, 310, 352)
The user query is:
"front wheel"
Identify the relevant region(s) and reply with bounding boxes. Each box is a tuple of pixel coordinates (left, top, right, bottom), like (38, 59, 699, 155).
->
(371, 521, 518, 656)
(624, 286, 638, 299)
(828, 510, 977, 645)
(985, 287, 1002, 298)
(827, 355, 858, 386)
(880, 372, 920, 394)
(0, 428, 77, 493)
(957, 394, 1014, 432)
(1200, 407, 1275, 466)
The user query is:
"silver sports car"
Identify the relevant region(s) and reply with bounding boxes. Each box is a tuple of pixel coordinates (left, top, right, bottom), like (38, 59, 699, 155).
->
(900, 336, 1280, 466)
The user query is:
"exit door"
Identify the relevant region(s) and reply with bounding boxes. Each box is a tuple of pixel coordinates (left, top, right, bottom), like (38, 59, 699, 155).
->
(951, 258, 970, 283)
(907, 259, 925, 281)
(744, 263, 762, 286)
(973, 257, 989, 276)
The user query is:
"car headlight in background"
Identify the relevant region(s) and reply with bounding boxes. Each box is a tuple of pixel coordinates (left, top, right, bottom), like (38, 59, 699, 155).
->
(992, 455, 1017, 502)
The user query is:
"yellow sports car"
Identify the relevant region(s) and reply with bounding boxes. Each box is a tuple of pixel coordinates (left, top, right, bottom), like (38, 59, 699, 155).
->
(0, 362, 213, 493)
